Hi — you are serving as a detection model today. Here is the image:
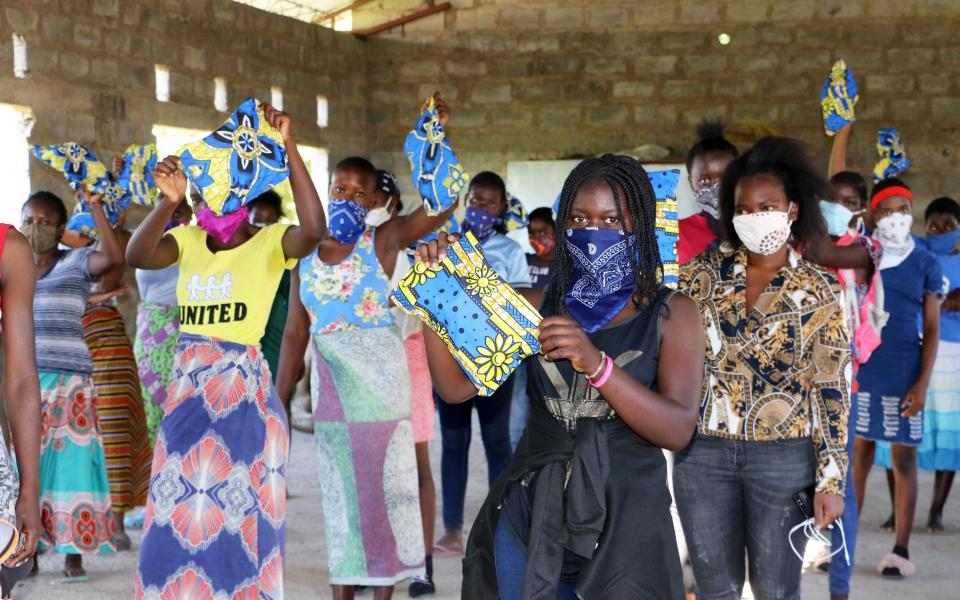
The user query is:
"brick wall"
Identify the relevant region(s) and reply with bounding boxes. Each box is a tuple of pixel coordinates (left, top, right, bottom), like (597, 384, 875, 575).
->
(363, 0, 960, 206)
(0, 0, 369, 202)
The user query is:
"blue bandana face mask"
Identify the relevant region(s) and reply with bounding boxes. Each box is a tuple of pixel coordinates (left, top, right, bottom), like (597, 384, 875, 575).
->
(462, 206, 501, 242)
(819, 200, 855, 237)
(927, 230, 960, 256)
(564, 227, 637, 333)
(328, 198, 368, 245)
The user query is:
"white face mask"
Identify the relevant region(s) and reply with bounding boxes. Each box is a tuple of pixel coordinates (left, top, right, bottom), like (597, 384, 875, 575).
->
(874, 212, 913, 246)
(789, 517, 849, 568)
(732, 203, 793, 255)
(365, 199, 393, 228)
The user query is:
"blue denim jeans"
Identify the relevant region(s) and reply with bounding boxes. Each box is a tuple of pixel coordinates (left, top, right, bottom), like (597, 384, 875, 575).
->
(829, 395, 858, 594)
(436, 375, 514, 529)
(674, 435, 816, 600)
(494, 517, 578, 600)
(508, 364, 529, 451)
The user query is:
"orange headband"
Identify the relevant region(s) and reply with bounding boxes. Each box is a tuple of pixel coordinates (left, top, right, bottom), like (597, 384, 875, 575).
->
(870, 185, 912, 210)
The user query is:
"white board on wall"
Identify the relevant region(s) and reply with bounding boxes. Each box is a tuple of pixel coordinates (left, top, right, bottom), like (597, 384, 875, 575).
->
(504, 160, 696, 252)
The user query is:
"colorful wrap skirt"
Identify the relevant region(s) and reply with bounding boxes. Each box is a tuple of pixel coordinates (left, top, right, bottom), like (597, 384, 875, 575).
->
(134, 302, 180, 446)
(311, 326, 425, 585)
(135, 334, 287, 599)
(38, 371, 115, 554)
(405, 331, 436, 444)
(82, 305, 153, 512)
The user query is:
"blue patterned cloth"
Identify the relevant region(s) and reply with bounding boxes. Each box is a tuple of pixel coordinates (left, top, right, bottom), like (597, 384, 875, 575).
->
(118, 144, 159, 206)
(31, 143, 126, 208)
(392, 231, 541, 396)
(873, 127, 910, 183)
(178, 97, 289, 216)
(66, 196, 129, 240)
(403, 97, 468, 216)
(821, 58, 859, 136)
(504, 193, 528, 232)
(327, 198, 369, 245)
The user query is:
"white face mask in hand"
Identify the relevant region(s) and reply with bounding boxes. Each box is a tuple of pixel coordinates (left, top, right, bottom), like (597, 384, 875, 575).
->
(732, 203, 793, 255)
(789, 517, 849, 567)
(365, 198, 394, 227)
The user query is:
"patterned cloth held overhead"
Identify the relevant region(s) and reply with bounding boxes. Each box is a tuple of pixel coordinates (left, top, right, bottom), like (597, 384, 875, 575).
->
(66, 195, 129, 240)
(873, 127, 911, 183)
(178, 97, 289, 216)
(392, 231, 542, 396)
(82, 305, 153, 512)
(648, 168, 681, 288)
(31, 143, 125, 202)
(403, 96, 468, 216)
(504, 193, 528, 232)
(117, 144, 159, 206)
(680, 246, 852, 496)
(821, 58, 859, 136)
(134, 302, 180, 446)
(37, 371, 116, 555)
(136, 334, 287, 599)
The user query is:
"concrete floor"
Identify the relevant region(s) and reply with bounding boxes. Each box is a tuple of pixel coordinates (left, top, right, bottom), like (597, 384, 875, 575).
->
(15, 425, 960, 599)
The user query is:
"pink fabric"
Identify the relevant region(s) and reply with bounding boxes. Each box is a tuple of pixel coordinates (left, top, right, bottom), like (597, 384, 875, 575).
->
(404, 332, 436, 443)
(195, 206, 249, 244)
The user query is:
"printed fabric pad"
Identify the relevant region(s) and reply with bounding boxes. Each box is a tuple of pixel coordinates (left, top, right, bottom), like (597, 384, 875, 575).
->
(403, 96, 469, 216)
(392, 231, 542, 396)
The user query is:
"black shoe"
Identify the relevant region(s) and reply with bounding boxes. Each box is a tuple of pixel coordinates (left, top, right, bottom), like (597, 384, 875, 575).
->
(409, 576, 436, 597)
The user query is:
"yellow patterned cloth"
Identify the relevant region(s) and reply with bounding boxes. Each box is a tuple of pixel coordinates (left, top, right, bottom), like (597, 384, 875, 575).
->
(403, 97, 468, 216)
(649, 169, 680, 288)
(680, 246, 852, 495)
(820, 58, 859, 136)
(117, 144, 159, 206)
(31, 142, 125, 206)
(873, 127, 910, 183)
(392, 232, 542, 396)
(178, 97, 288, 216)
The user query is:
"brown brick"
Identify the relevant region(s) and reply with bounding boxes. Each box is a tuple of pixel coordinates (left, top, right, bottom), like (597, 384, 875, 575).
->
(737, 53, 779, 73)
(471, 84, 512, 104)
(588, 5, 629, 29)
(454, 106, 488, 128)
(770, 0, 817, 20)
(399, 60, 442, 80)
(919, 74, 951, 94)
(634, 105, 677, 125)
(726, 0, 771, 22)
(940, 46, 960, 65)
(92, 0, 119, 18)
(679, 1, 722, 23)
(660, 30, 707, 49)
(887, 48, 935, 72)
(513, 80, 565, 103)
(586, 106, 629, 127)
(759, 28, 792, 44)
(866, 74, 915, 94)
(887, 99, 928, 121)
(712, 79, 758, 97)
(539, 107, 582, 127)
(73, 22, 101, 48)
(732, 103, 779, 122)
(42, 15, 72, 39)
(564, 80, 608, 102)
(761, 75, 812, 97)
(533, 57, 581, 77)
(681, 54, 728, 75)
(183, 46, 206, 72)
(931, 98, 960, 119)
(682, 107, 728, 126)
(5, 7, 39, 32)
(632, 4, 678, 27)
(104, 30, 131, 54)
(585, 57, 626, 76)
(543, 6, 584, 29)
(492, 108, 534, 127)
(634, 55, 677, 75)
(662, 80, 706, 98)
(612, 81, 657, 99)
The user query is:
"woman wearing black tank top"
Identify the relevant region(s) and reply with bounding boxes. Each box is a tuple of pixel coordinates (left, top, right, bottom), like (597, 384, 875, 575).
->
(417, 155, 705, 600)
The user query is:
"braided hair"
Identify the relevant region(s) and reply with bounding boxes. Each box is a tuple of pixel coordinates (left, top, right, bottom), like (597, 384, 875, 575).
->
(543, 154, 664, 317)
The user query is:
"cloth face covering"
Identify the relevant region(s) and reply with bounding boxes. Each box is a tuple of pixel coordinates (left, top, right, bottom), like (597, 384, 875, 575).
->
(564, 227, 637, 334)
(694, 182, 721, 219)
(21, 223, 59, 253)
(732, 205, 792, 255)
(365, 199, 393, 228)
(463, 206, 501, 243)
(530, 235, 556, 257)
(820, 200, 855, 237)
(927, 230, 960, 256)
(875, 212, 915, 269)
(178, 97, 289, 216)
(392, 231, 542, 396)
(328, 198, 368, 244)
(195, 205, 249, 245)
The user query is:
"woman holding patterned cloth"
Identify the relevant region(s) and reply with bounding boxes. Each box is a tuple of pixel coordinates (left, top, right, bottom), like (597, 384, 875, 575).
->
(127, 104, 323, 599)
(133, 199, 192, 444)
(23, 189, 122, 581)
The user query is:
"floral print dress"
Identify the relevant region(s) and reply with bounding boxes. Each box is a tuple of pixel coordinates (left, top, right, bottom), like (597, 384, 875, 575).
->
(297, 228, 425, 585)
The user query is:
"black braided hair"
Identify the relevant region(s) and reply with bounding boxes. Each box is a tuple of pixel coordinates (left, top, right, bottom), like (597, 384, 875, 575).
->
(543, 154, 664, 317)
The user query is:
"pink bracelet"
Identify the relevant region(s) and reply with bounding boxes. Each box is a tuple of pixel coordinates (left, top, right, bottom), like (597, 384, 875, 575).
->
(588, 355, 614, 388)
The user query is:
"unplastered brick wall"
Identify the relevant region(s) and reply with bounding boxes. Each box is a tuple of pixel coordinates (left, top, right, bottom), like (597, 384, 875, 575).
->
(0, 0, 369, 202)
(364, 0, 960, 206)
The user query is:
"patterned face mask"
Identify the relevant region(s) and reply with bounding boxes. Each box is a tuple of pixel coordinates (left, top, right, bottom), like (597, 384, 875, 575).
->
(195, 205, 249, 245)
(694, 182, 721, 219)
(732, 203, 793, 255)
(327, 198, 368, 245)
(564, 227, 637, 333)
(529, 235, 556, 257)
(462, 207, 501, 243)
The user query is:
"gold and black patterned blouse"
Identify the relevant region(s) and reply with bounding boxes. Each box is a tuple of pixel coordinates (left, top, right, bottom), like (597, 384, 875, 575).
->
(680, 246, 852, 496)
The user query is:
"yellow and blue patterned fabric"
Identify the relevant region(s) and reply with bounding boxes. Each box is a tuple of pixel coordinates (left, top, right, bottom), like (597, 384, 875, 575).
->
(392, 231, 542, 396)
(649, 169, 680, 288)
(821, 58, 859, 136)
(873, 127, 910, 183)
(31, 142, 126, 207)
(409, 214, 460, 251)
(117, 144, 159, 206)
(66, 194, 129, 239)
(178, 97, 288, 216)
(504, 193, 528, 232)
(403, 97, 468, 216)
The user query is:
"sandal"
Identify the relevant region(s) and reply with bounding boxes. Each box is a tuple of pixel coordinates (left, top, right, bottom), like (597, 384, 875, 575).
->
(877, 553, 915, 578)
(61, 565, 88, 583)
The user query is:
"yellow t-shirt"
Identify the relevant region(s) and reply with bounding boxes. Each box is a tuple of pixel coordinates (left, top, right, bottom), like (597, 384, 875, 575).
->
(168, 223, 295, 345)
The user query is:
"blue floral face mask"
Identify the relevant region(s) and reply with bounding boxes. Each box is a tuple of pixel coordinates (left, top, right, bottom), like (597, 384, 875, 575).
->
(927, 230, 960, 256)
(328, 198, 368, 245)
(462, 206, 501, 242)
(564, 227, 637, 333)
